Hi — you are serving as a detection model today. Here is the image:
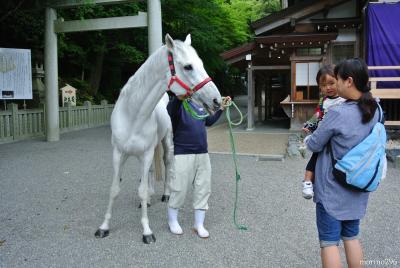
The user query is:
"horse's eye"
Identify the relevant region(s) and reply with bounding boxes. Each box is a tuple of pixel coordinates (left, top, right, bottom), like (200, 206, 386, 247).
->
(183, 65, 193, 71)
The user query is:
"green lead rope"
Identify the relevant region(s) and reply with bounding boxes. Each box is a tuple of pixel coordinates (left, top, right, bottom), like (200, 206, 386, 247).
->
(183, 97, 248, 230)
(225, 100, 248, 231)
(182, 99, 209, 120)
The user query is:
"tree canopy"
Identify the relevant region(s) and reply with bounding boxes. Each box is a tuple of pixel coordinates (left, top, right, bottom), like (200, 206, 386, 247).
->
(0, 0, 280, 104)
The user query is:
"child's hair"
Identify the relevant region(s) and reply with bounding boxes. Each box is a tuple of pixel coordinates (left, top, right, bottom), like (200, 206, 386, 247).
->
(316, 64, 335, 85)
(334, 58, 377, 124)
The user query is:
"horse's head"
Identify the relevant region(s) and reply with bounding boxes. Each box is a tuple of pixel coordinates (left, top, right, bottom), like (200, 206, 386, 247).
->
(165, 34, 222, 114)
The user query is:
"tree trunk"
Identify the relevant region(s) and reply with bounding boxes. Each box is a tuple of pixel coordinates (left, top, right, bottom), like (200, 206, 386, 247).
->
(89, 48, 105, 96)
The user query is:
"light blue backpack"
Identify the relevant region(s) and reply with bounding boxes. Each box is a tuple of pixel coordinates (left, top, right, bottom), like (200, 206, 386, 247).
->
(329, 104, 387, 192)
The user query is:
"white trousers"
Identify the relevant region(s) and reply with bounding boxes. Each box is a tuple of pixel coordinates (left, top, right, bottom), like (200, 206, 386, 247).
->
(168, 153, 211, 210)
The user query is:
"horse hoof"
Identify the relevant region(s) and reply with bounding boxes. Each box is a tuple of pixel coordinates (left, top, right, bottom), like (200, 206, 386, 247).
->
(161, 195, 170, 202)
(94, 229, 109, 238)
(138, 203, 151, 208)
(142, 234, 156, 244)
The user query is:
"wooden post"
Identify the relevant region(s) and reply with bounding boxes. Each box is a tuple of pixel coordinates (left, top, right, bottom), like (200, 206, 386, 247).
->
(45, 7, 60, 141)
(247, 64, 255, 130)
(10, 103, 19, 140)
(147, 0, 162, 54)
(257, 77, 262, 122)
(66, 102, 72, 129)
(101, 100, 108, 124)
(39, 103, 45, 134)
(84, 101, 92, 127)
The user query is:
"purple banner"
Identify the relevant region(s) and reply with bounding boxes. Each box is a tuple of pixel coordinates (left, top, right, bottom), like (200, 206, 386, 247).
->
(366, 2, 400, 88)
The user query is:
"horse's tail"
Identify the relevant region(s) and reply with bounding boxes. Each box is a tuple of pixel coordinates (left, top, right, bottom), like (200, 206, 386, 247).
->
(154, 143, 163, 181)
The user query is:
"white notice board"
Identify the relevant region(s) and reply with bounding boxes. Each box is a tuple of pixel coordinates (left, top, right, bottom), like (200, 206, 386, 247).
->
(0, 48, 32, 99)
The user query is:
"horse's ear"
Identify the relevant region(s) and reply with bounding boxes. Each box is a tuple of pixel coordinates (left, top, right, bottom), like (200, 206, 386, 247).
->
(184, 34, 191, 46)
(165, 34, 174, 50)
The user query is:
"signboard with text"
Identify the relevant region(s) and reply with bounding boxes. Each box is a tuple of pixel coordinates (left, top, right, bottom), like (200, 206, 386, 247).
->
(0, 48, 32, 100)
(60, 84, 77, 106)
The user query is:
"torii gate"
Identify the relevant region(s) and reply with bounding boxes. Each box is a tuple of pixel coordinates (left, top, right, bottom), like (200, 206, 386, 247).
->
(45, 0, 162, 141)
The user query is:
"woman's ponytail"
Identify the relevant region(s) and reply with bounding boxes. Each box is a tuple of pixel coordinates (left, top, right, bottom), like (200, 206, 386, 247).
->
(358, 91, 377, 123)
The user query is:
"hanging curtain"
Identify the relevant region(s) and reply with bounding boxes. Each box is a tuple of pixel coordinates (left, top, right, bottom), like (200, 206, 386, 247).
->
(366, 2, 400, 88)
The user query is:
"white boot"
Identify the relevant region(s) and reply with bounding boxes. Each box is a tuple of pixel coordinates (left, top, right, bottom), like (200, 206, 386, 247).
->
(194, 209, 209, 238)
(168, 207, 183, 235)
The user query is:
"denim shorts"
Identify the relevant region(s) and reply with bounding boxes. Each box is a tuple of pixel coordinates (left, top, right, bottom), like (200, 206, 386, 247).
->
(316, 202, 360, 248)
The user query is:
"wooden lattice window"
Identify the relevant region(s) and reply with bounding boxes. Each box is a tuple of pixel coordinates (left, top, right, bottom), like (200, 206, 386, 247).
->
(294, 62, 320, 100)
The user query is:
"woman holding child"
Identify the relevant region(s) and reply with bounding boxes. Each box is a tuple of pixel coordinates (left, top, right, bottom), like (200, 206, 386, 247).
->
(305, 58, 381, 268)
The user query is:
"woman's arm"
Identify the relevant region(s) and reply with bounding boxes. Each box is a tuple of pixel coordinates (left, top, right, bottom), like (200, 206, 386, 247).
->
(305, 109, 340, 152)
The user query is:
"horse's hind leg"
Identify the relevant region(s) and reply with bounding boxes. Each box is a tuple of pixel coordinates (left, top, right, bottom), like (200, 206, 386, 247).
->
(138, 162, 154, 208)
(161, 128, 175, 202)
(95, 147, 127, 238)
(138, 150, 156, 244)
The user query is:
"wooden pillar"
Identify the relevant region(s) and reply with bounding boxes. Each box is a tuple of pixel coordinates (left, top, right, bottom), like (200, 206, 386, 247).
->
(10, 103, 19, 140)
(247, 65, 254, 130)
(257, 73, 263, 122)
(44, 7, 60, 141)
(147, 0, 162, 55)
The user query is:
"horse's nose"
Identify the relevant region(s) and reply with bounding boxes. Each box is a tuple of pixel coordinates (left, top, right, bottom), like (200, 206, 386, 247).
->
(213, 98, 221, 110)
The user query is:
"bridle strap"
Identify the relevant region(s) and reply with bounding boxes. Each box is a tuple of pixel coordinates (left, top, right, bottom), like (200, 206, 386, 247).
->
(168, 53, 175, 76)
(167, 51, 212, 97)
(192, 77, 212, 92)
(167, 76, 191, 92)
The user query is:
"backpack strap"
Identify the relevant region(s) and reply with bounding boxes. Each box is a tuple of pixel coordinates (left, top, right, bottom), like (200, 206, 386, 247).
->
(377, 103, 384, 124)
(328, 140, 337, 166)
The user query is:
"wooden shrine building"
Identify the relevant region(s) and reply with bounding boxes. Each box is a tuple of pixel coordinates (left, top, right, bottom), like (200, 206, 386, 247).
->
(221, 0, 400, 130)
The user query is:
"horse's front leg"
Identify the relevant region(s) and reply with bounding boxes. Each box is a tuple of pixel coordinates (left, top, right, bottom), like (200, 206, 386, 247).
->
(138, 150, 156, 244)
(161, 128, 175, 202)
(95, 147, 127, 238)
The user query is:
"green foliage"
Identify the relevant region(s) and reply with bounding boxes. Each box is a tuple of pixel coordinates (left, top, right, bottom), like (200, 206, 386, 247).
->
(114, 44, 145, 64)
(162, 0, 280, 95)
(0, 1, 44, 50)
(1, 0, 281, 102)
(68, 78, 94, 105)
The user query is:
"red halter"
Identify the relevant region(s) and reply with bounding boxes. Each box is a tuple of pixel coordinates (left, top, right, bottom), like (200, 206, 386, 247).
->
(167, 52, 212, 97)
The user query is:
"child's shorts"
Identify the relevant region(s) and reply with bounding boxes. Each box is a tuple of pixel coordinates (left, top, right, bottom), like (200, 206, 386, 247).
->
(316, 202, 360, 248)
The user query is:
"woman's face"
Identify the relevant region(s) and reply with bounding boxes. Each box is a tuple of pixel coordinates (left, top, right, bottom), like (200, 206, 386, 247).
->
(336, 75, 349, 98)
(319, 74, 338, 97)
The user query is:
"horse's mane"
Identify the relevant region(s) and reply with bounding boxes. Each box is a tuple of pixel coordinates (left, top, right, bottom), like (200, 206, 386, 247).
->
(120, 45, 167, 104)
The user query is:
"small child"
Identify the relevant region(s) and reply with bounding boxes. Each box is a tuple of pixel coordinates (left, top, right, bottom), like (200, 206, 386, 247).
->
(302, 65, 345, 199)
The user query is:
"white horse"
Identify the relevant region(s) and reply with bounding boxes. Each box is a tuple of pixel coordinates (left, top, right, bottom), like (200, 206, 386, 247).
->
(95, 34, 222, 243)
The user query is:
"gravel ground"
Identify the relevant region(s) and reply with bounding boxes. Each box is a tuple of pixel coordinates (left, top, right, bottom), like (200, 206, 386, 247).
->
(0, 126, 399, 268)
(208, 124, 289, 157)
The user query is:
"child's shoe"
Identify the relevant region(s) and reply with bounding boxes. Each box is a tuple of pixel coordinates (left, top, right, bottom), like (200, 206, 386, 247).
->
(302, 181, 314, 199)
